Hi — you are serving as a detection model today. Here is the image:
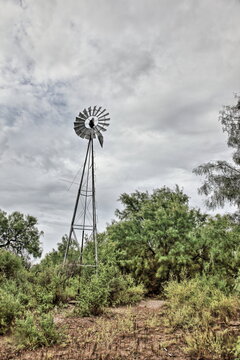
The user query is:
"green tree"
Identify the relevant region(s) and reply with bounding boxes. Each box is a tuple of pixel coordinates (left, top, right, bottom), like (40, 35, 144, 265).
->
(0, 210, 43, 260)
(188, 215, 240, 287)
(193, 95, 240, 216)
(106, 186, 207, 293)
(41, 235, 79, 266)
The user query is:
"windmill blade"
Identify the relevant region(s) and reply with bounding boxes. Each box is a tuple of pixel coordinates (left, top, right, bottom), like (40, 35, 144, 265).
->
(75, 120, 85, 126)
(75, 126, 87, 135)
(74, 125, 85, 132)
(79, 111, 88, 119)
(74, 125, 85, 133)
(75, 129, 86, 136)
(83, 108, 89, 117)
(74, 121, 86, 128)
(78, 128, 89, 137)
(98, 112, 109, 120)
(98, 121, 110, 127)
(95, 106, 102, 116)
(76, 115, 86, 122)
(97, 109, 106, 117)
(76, 129, 85, 136)
(88, 106, 92, 116)
(92, 106, 97, 115)
(75, 119, 85, 126)
(96, 124, 107, 132)
(98, 117, 110, 122)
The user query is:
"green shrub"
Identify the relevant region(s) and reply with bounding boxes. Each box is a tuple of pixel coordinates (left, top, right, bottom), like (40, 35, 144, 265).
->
(29, 265, 69, 310)
(109, 274, 145, 306)
(164, 277, 239, 329)
(14, 312, 63, 349)
(0, 289, 21, 334)
(64, 277, 80, 300)
(164, 277, 240, 359)
(0, 250, 24, 280)
(31, 285, 55, 312)
(73, 265, 145, 316)
(234, 337, 240, 358)
(76, 273, 110, 316)
(185, 328, 236, 360)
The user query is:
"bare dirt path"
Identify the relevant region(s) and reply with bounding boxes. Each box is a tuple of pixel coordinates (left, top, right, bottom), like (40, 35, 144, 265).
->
(0, 299, 189, 360)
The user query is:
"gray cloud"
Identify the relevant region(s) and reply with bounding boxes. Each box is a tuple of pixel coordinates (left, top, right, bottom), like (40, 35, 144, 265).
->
(0, 0, 239, 254)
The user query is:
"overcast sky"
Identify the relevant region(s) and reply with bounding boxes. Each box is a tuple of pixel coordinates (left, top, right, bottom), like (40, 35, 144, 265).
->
(0, 0, 239, 255)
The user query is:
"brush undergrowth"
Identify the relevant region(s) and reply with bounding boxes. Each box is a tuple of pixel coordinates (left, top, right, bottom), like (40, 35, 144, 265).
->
(164, 276, 240, 359)
(13, 312, 64, 349)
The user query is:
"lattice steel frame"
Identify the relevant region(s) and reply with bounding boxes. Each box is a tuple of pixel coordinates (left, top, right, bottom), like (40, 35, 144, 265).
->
(63, 132, 97, 268)
(63, 106, 110, 269)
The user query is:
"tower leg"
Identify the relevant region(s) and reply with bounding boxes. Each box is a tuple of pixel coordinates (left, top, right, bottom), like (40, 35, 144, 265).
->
(63, 137, 98, 269)
(91, 138, 98, 269)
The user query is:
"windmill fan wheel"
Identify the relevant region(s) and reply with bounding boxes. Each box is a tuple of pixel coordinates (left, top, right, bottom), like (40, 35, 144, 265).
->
(74, 106, 110, 147)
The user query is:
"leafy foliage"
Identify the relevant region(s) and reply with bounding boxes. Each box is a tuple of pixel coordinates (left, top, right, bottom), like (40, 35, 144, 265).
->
(193, 95, 240, 214)
(0, 289, 21, 334)
(74, 265, 145, 316)
(106, 186, 207, 292)
(0, 249, 24, 280)
(14, 312, 63, 349)
(41, 235, 79, 266)
(0, 210, 43, 260)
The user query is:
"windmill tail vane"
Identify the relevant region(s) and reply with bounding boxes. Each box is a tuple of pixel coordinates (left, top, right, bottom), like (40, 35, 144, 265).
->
(64, 106, 110, 271)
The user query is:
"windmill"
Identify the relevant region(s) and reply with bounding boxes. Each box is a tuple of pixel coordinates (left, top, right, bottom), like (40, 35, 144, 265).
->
(63, 106, 110, 269)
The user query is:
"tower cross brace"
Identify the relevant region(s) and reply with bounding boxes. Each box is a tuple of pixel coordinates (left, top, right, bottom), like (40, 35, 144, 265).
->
(64, 133, 98, 268)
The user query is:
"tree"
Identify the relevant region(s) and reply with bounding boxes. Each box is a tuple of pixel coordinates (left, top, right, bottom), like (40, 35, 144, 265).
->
(106, 186, 207, 292)
(41, 235, 79, 266)
(193, 95, 240, 216)
(0, 210, 43, 259)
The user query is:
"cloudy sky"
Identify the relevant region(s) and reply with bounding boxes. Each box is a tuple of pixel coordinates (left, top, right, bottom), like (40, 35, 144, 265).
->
(0, 0, 239, 255)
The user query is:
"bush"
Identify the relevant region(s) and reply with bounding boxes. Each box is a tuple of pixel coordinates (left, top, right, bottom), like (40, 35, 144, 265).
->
(14, 312, 63, 349)
(108, 274, 145, 306)
(185, 328, 236, 360)
(164, 277, 239, 329)
(0, 289, 21, 334)
(76, 273, 110, 316)
(29, 265, 70, 310)
(0, 250, 24, 280)
(164, 277, 240, 359)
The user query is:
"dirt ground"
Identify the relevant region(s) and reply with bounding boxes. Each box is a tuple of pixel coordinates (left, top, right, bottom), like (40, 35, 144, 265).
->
(0, 299, 190, 360)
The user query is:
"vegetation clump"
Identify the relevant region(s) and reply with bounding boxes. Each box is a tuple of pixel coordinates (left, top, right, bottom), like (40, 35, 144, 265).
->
(13, 312, 63, 349)
(164, 277, 240, 359)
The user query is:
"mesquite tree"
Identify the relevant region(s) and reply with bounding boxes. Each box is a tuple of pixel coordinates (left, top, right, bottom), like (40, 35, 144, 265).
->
(193, 95, 240, 217)
(0, 210, 43, 260)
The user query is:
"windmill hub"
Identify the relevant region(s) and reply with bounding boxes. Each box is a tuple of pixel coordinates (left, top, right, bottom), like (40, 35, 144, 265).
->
(87, 116, 98, 129)
(74, 106, 110, 147)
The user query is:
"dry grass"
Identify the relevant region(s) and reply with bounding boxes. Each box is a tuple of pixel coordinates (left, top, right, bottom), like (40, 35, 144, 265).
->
(0, 299, 188, 360)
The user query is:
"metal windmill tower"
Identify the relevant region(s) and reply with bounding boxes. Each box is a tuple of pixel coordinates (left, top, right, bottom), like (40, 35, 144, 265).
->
(63, 106, 110, 269)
